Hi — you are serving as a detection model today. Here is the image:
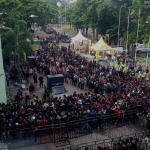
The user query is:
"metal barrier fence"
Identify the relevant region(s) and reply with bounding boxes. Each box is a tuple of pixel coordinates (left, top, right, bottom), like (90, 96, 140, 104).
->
(0, 111, 139, 149)
(58, 131, 150, 150)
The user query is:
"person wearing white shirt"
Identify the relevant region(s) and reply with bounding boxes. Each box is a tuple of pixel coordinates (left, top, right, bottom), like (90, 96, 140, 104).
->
(78, 99, 82, 105)
(25, 88, 30, 104)
(29, 68, 33, 78)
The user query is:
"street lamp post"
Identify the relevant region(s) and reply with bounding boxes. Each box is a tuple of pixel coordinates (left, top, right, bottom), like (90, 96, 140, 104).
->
(64, 3, 66, 33)
(125, 8, 130, 64)
(134, 8, 141, 61)
(117, 7, 122, 52)
(57, 2, 62, 28)
(30, 15, 38, 34)
(16, 24, 21, 84)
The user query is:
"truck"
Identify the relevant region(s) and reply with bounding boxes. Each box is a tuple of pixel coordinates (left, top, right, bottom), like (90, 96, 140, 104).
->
(46, 74, 68, 98)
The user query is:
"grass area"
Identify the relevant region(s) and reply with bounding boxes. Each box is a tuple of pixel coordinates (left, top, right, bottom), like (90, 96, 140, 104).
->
(62, 27, 74, 33)
(136, 56, 150, 63)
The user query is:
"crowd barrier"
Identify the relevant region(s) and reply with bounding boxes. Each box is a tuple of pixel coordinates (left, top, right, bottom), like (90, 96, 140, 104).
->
(0, 110, 143, 149)
(58, 131, 150, 150)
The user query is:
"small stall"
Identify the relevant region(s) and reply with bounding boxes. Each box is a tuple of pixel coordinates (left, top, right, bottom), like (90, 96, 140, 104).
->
(32, 38, 40, 51)
(32, 45, 40, 51)
(90, 37, 114, 62)
(71, 31, 88, 53)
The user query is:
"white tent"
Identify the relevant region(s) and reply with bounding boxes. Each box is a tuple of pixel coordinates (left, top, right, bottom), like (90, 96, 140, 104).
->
(71, 31, 88, 51)
(71, 31, 88, 41)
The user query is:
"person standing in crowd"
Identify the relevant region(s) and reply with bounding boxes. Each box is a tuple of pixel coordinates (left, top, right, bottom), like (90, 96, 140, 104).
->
(5, 71, 10, 87)
(33, 72, 38, 86)
(38, 75, 44, 88)
(29, 68, 33, 78)
(25, 88, 30, 105)
(29, 83, 35, 94)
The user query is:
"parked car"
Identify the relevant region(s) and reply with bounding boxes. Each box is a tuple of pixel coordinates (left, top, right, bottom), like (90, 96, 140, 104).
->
(46, 29, 55, 34)
(61, 38, 71, 43)
(137, 48, 150, 53)
(98, 58, 110, 65)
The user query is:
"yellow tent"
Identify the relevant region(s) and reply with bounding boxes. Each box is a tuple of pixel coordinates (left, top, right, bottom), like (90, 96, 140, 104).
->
(90, 37, 114, 62)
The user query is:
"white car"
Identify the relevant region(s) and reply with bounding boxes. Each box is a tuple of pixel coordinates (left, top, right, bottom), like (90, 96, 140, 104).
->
(137, 48, 150, 53)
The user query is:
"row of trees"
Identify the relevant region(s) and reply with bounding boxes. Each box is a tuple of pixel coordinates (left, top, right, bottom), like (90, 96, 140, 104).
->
(63, 0, 150, 44)
(0, 0, 57, 63)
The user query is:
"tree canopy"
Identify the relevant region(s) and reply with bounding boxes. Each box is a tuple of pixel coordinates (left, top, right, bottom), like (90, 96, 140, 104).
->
(0, 0, 57, 63)
(66, 0, 150, 44)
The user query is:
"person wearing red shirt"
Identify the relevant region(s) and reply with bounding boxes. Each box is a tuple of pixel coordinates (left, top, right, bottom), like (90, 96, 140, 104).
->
(97, 103, 102, 110)
(20, 106, 26, 115)
(41, 118, 46, 126)
(114, 108, 121, 125)
(1, 123, 7, 131)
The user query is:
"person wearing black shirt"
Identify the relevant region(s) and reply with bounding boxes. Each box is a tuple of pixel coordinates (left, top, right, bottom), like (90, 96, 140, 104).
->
(29, 83, 35, 94)
(39, 75, 44, 88)
(33, 73, 38, 86)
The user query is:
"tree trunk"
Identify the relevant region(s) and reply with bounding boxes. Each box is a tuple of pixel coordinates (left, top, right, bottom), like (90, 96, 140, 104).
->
(86, 27, 88, 36)
(70, 22, 71, 28)
(96, 29, 98, 41)
(92, 29, 95, 41)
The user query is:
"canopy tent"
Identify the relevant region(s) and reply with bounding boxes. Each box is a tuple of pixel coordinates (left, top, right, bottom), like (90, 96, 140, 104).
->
(71, 31, 88, 41)
(71, 31, 88, 52)
(90, 37, 114, 62)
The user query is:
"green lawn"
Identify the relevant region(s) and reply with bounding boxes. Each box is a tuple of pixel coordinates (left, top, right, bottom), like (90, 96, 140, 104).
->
(63, 27, 74, 33)
(136, 56, 150, 63)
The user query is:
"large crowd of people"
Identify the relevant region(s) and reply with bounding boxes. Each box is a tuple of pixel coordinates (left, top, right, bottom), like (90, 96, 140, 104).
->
(2, 31, 150, 145)
(74, 136, 150, 150)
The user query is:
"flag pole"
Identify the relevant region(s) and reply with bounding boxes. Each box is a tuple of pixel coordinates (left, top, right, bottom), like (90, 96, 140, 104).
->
(117, 7, 122, 53)
(134, 8, 140, 61)
(125, 8, 130, 64)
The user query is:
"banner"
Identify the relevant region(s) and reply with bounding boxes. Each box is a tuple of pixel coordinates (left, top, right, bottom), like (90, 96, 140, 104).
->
(32, 45, 39, 51)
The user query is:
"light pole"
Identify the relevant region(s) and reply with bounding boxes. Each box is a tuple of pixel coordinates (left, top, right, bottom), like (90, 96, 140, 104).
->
(117, 7, 122, 52)
(57, 2, 62, 27)
(134, 8, 141, 61)
(30, 14, 38, 34)
(125, 8, 130, 64)
(64, 3, 66, 33)
(16, 24, 21, 84)
(60, 0, 67, 33)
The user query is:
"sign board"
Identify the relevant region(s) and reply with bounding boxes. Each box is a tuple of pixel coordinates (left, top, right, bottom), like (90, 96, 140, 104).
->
(32, 45, 39, 51)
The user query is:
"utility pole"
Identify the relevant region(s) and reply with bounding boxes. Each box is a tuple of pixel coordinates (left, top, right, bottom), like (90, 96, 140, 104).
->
(125, 8, 130, 64)
(16, 24, 21, 84)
